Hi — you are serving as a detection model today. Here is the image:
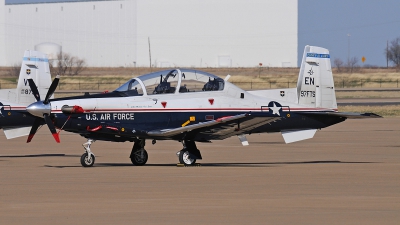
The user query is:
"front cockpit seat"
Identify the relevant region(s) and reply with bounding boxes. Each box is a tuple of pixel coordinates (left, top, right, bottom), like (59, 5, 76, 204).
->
(127, 87, 139, 96)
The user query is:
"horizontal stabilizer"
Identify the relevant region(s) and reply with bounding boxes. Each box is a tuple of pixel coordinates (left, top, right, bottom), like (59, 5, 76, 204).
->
(297, 111, 382, 119)
(4, 127, 32, 139)
(281, 129, 317, 143)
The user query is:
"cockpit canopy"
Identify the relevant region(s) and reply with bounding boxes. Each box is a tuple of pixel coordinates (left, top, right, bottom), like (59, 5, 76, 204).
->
(114, 69, 225, 96)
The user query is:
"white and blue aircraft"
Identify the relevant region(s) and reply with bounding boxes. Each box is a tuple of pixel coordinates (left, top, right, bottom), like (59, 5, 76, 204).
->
(0, 50, 52, 139)
(1, 46, 380, 167)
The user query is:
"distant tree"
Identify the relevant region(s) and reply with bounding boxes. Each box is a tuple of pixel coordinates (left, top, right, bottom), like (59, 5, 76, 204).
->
(333, 58, 344, 73)
(385, 37, 400, 69)
(346, 57, 359, 73)
(362, 64, 379, 69)
(333, 57, 359, 73)
(49, 52, 86, 76)
(6, 63, 21, 77)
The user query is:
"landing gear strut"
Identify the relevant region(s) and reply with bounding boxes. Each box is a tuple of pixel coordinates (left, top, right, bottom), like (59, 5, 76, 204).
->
(81, 139, 95, 167)
(177, 140, 202, 166)
(130, 139, 148, 166)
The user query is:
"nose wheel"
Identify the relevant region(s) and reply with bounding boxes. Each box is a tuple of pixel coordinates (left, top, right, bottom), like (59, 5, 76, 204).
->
(81, 139, 95, 167)
(81, 152, 95, 167)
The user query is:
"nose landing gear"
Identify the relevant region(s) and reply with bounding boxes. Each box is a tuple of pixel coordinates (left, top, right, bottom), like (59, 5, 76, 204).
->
(81, 139, 95, 167)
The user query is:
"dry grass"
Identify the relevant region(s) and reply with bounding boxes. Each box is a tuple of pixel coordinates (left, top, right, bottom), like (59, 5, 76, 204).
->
(1, 67, 399, 87)
(334, 71, 400, 80)
(56, 75, 133, 91)
(336, 91, 400, 99)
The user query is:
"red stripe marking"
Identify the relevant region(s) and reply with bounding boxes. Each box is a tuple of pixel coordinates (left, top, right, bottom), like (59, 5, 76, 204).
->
(106, 126, 119, 131)
(87, 125, 102, 132)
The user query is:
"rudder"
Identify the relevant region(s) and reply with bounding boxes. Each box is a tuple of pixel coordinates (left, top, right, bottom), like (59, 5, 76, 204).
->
(297, 46, 337, 109)
(16, 50, 52, 105)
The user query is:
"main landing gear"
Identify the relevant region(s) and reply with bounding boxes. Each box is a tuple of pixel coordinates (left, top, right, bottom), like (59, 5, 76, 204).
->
(129, 139, 202, 166)
(130, 139, 148, 166)
(78, 138, 201, 167)
(79, 138, 149, 167)
(81, 139, 95, 167)
(177, 140, 202, 166)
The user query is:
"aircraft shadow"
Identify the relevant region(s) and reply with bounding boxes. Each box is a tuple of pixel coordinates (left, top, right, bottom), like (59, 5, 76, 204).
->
(201, 160, 374, 167)
(43, 160, 375, 168)
(0, 154, 80, 158)
(248, 142, 285, 144)
(43, 163, 136, 168)
(44, 163, 177, 168)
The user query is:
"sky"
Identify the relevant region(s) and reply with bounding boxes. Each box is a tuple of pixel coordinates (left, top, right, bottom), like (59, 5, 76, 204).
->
(298, 0, 400, 67)
(5, 0, 400, 67)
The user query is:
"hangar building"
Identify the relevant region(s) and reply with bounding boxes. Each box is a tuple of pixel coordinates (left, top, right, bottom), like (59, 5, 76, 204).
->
(0, 0, 297, 68)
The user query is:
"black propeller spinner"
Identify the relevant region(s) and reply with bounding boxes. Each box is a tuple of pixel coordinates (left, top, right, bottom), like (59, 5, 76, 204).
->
(26, 75, 60, 143)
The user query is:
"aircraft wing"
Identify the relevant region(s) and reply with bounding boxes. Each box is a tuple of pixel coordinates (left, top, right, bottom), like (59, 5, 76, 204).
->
(147, 114, 248, 137)
(147, 113, 281, 139)
(297, 111, 382, 119)
(194, 116, 280, 140)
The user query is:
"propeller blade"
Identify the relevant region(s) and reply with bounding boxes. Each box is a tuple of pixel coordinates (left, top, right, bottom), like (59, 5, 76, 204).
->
(27, 118, 42, 143)
(43, 114, 60, 143)
(44, 75, 60, 104)
(27, 78, 41, 102)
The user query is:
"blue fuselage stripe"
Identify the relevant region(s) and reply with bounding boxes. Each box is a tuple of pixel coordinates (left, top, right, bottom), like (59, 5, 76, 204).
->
(306, 53, 330, 58)
(23, 57, 49, 62)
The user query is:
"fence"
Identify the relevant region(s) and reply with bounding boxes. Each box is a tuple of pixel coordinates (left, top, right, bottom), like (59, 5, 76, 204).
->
(233, 79, 400, 89)
(1, 79, 400, 90)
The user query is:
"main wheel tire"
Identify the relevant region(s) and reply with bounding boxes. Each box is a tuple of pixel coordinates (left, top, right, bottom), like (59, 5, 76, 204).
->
(130, 149, 148, 166)
(81, 153, 95, 167)
(179, 150, 196, 165)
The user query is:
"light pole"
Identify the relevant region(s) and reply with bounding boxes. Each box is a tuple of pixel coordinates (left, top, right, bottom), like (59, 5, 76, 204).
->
(347, 34, 351, 63)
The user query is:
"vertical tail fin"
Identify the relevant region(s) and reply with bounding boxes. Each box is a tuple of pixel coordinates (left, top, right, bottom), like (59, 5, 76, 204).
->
(297, 46, 337, 109)
(16, 50, 52, 105)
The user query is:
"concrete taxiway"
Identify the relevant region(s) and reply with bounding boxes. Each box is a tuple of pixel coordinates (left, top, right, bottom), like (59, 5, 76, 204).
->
(1, 118, 399, 224)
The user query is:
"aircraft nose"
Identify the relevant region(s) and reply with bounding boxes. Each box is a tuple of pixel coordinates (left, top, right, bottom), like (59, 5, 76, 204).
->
(26, 101, 51, 118)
